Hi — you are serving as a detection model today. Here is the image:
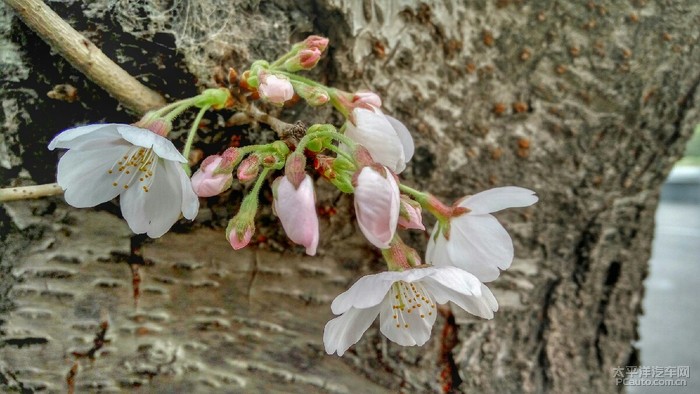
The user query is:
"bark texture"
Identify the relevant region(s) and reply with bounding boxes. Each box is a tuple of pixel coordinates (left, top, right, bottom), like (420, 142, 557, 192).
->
(1, 0, 699, 393)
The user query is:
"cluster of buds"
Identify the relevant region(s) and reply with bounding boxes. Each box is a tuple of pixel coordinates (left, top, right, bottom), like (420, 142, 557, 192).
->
(47, 35, 538, 359)
(240, 35, 330, 106)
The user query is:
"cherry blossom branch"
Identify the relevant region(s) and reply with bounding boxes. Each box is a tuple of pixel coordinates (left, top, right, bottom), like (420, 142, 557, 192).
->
(4, 0, 166, 113)
(0, 183, 63, 202)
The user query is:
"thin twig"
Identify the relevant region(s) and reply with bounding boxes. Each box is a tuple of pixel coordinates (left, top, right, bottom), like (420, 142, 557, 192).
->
(4, 0, 166, 113)
(242, 105, 306, 144)
(0, 183, 62, 202)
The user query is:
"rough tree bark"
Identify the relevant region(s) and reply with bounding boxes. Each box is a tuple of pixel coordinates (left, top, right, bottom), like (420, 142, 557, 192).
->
(1, 1, 698, 393)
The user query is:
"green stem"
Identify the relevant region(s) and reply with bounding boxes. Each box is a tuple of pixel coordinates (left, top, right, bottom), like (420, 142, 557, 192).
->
(399, 184, 427, 202)
(163, 101, 198, 122)
(238, 144, 271, 155)
(296, 129, 356, 153)
(181, 105, 210, 175)
(270, 50, 297, 69)
(153, 97, 198, 118)
(276, 71, 328, 90)
(399, 184, 435, 216)
(251, 167, 271, 196)
(324, 143, 354, 162)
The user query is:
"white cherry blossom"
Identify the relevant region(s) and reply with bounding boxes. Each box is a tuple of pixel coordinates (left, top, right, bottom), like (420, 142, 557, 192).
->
(426, 187, 538, 282)
(324, 266, 497, 356)
(49, 123, 199, 238)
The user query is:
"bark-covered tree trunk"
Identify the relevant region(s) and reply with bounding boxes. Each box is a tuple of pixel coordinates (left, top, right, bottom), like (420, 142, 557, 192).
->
(1, 1, 699, 392)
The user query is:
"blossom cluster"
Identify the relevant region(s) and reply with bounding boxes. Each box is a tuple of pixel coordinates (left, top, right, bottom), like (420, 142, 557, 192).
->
(48, 36, 537, 357)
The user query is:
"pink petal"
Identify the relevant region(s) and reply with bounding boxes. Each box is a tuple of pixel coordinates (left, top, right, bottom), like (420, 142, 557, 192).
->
(353, 166, 400, 248)
(273, 175, 320, 255)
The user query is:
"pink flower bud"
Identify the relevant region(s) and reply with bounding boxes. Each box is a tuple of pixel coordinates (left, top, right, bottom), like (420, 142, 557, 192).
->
(228, 225, 254, 250)
(219, 147, 241, 169)
(258, 74, 294, 105)
(304, 35, 329, 52)
(295, 84, 329, 106)
(352, 91, 382, 108)
(190, 155, 233, 197)
(398, 195, 425, 230)
(284, 48, 323, 72)
(299, 48, 322, 68)
(285, 153, 307, 188)
(237, 155, 260, 182)
(353, 165, 400, 249)
(273, 175, 319, 255)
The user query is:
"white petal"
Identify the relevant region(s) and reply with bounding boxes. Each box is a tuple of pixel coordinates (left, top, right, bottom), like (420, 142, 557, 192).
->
(345, 108, 406, 173)
(323, 305, 381, 356)
(426, 224, 457, 270)
(386, 115, 414, 164)
(439, 214, 514, 282)
(119, 185, 149, 235)
(120, 160, 183, 238)
(422, 279, 497, 319)
(330, 273, 395, 315)
(48, 124, 122, 150)
(57, 146, 129, 207)
(460, 186, 538, 215)
(379, 292, 434, 347)
(424, 266, 483, 295)
(175, 162, 199, 220)
(142, 160, 186, 237)
(116, 125, 186, 163)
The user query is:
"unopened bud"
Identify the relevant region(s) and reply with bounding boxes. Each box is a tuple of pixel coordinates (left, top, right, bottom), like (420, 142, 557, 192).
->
(283, 48, 322, 72)
(299, 48, 322, 68)
(295, 83, 329, 106)
(191, 155, 233, 197)
(285, 152, 307, 188)
(303, 35, 329, 52)
(398, 195, 425, 230)
(258, 74, 294, 105)
(219, 147, 241, 170)
(226, 216, 255, 250)
(238, 155, 261, 181)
